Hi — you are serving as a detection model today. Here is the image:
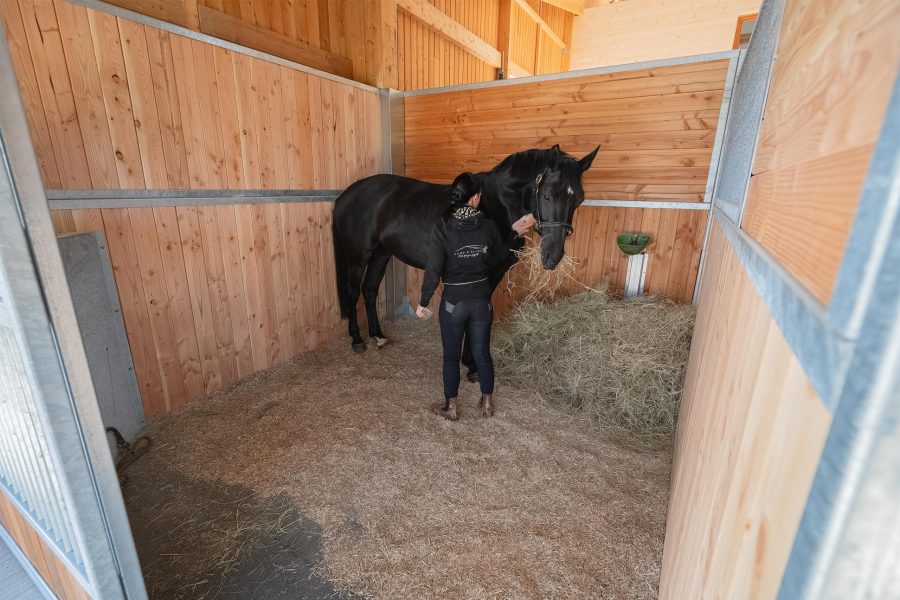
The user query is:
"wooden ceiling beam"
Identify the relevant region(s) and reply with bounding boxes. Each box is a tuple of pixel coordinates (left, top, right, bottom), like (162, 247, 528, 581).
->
(514, 0, 568, 51)
(397, 0, 502, 68)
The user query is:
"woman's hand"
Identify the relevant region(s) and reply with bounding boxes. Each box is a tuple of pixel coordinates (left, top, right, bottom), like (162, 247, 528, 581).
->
(512, 213, 537, 236)
(416, 305, 431, 319)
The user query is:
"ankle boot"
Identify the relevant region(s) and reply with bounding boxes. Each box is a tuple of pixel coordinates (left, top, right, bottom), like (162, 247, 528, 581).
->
(479, 394, 494, 417)
(432, 397, 459, 421)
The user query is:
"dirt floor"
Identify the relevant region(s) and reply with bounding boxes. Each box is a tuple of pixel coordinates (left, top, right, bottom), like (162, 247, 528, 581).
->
(122, 318, 673, 599)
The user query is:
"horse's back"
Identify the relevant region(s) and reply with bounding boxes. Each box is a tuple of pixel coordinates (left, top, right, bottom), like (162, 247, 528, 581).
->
(333, 174, 451, 268)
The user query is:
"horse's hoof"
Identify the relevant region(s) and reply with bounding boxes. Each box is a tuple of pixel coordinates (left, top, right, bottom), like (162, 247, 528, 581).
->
(352, 342, 366, 354)
(431, 398, 459, 421)
(467, 371, 480, 383)
(374, 336, 389, 349)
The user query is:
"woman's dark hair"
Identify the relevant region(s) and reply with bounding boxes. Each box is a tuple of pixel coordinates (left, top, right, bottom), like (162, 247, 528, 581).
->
(449, 172, 480, 205)
(443, 172, 480, 221)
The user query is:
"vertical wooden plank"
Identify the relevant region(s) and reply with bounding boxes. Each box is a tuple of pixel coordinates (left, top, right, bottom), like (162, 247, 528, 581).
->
(169, 35, 208, 188)
(645, 208, 678, 299)
(213, 46, 245, 189)
(197, 205, 239, 384)
(175, 205, 223, 393)
(265, 62, 291, 188)
(251, 58, 275, 188)
(669, 210, 703, 303)
(331, 85, 348, 186)
(250, 204, 281, 365)
(214, 205, 255, 376)
(583, 205, 611, 289)
(86, 9, 145, 188)
(231, 52, 262, 188)
(320, 80, 338, 187)
(145, 28, 190, 188)
(118, 18, 168, 188)
(282, 203, 311, 352)
(54, 0, 119, 188)
(293, 71, 314, 186)
(100, 208, 165, 414)
(191, 41, 228, 188)
(127, 207, 187, 412)
(281, 70, 301, 188)
(266, 204, 294, 358)
(306, 75, 325, 186)
(10, 0, 86, 188)
(317, 202, 341, 338)
(685, 211, 708, 303)
(305, 0, 320, 48)
(234, 204, 269, 370)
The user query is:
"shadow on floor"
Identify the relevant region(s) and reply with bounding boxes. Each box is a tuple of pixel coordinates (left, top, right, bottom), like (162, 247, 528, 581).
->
(122, 464, 357, 600)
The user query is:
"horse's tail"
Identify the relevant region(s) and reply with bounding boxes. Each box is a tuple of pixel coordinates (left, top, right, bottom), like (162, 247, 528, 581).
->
(332, 215, 351, 320)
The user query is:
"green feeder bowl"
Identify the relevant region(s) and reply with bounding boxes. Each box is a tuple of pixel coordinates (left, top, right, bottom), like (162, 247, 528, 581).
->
(616, 233, 651, 255)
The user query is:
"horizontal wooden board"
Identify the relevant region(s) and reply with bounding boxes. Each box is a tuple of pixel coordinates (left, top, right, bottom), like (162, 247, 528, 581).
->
(659, 220, 831, 599)
(740, 0, 900, 304)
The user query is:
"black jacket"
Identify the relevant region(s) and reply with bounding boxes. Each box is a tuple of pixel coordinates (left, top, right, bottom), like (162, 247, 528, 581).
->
(419, 212, 511, 307)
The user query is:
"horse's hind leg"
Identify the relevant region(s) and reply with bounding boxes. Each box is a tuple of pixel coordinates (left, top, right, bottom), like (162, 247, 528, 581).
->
(362, 246, 391, 347)
(346, 264, 367, 352)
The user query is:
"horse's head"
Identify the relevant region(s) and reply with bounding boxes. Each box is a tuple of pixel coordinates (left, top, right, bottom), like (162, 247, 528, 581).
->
(531, 144, 600, 270)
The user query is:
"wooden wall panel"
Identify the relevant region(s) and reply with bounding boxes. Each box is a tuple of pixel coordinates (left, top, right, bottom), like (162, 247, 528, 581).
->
(571, 0, 760, 69)
(659, 221, 831, 598)
(740, 0, 900, 305)
(0, 489, 90, 600)
(2, 0, 384, 193)
(50, 203, 342, 417)
(3, 0, 383, 417)
(404, 58, 728, 201)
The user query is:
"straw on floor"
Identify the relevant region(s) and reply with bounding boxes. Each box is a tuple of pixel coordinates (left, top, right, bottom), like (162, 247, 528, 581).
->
(125, 318, 673, 600)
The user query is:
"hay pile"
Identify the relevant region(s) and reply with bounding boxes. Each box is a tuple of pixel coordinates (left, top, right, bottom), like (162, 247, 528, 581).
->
(493, 289, 695, 445)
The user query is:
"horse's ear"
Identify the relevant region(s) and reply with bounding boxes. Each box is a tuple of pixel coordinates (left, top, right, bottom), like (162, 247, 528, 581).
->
(579, 145, 600, 173)
(548, 144, 561, 168)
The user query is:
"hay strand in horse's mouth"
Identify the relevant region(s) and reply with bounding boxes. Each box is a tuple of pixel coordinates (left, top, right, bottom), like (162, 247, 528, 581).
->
(506, 240, 590, 302)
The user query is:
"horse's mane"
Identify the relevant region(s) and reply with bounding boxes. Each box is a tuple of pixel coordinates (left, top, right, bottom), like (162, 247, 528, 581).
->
(492, 148, 583, 189)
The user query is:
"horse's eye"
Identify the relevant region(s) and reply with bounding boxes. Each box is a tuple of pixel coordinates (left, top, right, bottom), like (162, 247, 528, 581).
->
(543, 194, 550, 201)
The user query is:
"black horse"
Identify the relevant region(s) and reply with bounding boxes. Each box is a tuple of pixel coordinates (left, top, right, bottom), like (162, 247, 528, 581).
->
(332, 144, 600, 353)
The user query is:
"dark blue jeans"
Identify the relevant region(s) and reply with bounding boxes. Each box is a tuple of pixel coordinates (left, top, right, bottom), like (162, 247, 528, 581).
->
(439, 297, 494, 400)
